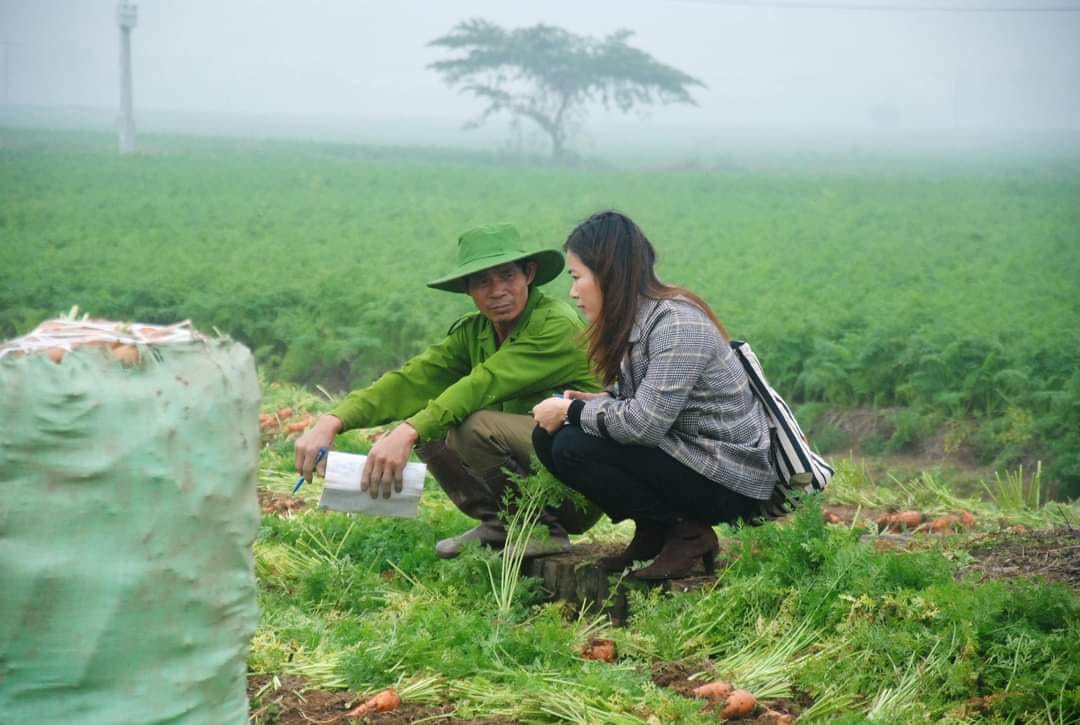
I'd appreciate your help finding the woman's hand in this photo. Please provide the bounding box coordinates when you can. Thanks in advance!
[532,397,573,434]
[564,390,610,401]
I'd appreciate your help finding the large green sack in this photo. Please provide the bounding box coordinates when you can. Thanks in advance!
[0,325,260,724]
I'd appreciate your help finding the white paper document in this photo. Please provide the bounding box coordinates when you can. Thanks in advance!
[318,451,426,518]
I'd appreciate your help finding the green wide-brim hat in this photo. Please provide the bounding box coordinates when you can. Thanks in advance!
[427,223,564,293]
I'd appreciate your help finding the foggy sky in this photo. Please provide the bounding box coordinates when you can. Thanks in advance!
[2,0,1079,137]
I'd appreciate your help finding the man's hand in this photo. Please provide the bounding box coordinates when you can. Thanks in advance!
[532,397,572,434]
[295,414,343,483]
[362,422,419,499]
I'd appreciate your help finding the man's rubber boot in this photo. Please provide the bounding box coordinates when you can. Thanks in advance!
[417,442,507,559]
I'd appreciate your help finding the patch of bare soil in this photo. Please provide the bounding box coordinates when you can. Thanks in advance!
[249,675,355,724]
[258,487,307,516]
[248,675,519,724]
[650,659,712,696]
[961,526,1080,589]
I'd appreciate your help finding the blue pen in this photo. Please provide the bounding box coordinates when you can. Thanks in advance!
[293,447,328,493]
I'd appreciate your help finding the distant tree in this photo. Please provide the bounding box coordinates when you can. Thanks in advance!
[428,19,705,161]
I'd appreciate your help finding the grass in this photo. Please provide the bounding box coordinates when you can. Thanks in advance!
[488,471,551,618]
[983,462,1044,513]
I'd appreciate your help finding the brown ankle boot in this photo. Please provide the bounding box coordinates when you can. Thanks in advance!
[629,519,719,581]
[596,521,668,572]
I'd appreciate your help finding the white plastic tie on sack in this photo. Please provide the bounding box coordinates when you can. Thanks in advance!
[0,319,206,359]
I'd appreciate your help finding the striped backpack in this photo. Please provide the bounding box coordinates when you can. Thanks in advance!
[731,340,834,520]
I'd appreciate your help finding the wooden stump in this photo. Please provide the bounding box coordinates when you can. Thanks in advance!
[522,543,721,624]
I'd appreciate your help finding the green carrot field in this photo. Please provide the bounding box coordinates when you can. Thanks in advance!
[3,128,1078,494]
[4,127,1080,722]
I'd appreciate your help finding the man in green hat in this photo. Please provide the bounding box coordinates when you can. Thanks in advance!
[295,223,602,558]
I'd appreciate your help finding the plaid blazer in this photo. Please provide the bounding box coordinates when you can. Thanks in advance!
[579,297,778,500]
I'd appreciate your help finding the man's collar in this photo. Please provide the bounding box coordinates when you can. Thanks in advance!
[480,287,545,345]
[507,287,543,341]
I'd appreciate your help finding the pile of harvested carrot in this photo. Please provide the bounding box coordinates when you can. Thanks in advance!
[258,407,314,437]
[691,680,761,720]
[258,490,306,516]
[0,318,202,366]
[876,510,977,534]
[37,341,142,366]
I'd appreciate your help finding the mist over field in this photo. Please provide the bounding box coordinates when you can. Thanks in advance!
[3,0,1080,161]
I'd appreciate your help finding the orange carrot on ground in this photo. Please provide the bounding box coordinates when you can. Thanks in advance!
[346,688,401,719]
[959,511,977,528]
[926,515,961,533]
[691,680,733,701]
[893,510,924,529]
[276,407,294,420]
[581,638,616,661]
[763,708,795,724]
[719,689,757,720]
[285,417,313,434]
[876,510,923,531]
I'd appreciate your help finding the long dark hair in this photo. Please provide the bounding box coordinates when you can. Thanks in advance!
[564,210,729,386]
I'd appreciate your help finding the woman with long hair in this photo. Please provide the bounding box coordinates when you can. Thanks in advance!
[531,211,778,580]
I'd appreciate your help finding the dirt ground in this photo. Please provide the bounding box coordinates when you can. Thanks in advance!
[961,526,1080,589]
[248,675,518,725]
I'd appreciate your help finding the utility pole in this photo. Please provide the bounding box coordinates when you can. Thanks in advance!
[117,1,138,154]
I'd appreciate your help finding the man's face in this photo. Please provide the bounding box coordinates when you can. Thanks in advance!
[465,261,536,328]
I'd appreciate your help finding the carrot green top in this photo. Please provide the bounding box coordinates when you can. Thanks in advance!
[331,288,600,442]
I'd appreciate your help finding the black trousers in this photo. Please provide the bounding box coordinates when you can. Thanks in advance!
[532,425,760,527]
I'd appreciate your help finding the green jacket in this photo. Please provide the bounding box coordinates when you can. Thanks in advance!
[331,289,600,442]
